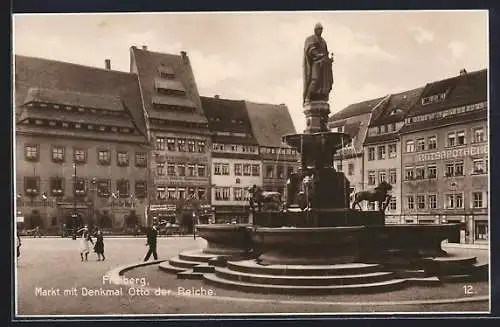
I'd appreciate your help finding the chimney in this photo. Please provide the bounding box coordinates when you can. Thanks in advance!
[105,59,111,70]
[180,51,189,64]
[142,45,148,51]
[214,95,220,99]
[460,68,467,76]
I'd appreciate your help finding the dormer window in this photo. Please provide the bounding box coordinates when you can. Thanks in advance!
[40,103,47,108]
[35,120,43,125]
[90,109,96,113]
[88,125,93,130]
[111,127,118,132]
[158,65,175,79]
[337,126,343,133]
[75,123,81,128]
[49,121,56,126]
[421,92,447,105]
[53,105,60,109]
[99,126,106,131]
[66,106,72,111]
[78,107,84,112]
[62,122,69,128]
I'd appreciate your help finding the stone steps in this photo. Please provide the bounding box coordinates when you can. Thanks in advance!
[203,273,408,295]
[422,256,480,277]
[226,260,383,276]
[158,261,187,274]
[178,250,216,263]
[393,269,428,279]
[424,256,477,265]
[192,264,216,273]
[169,257,204,269]
[214,267,395,286]
[406,277,442,286]
[177,270,205,280]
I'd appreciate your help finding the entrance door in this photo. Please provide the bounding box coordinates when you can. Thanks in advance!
[475,221,488,241]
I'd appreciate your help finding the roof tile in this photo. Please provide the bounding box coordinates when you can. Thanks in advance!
[244,101,297,148]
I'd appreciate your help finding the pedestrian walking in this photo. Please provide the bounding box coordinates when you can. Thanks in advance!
[77,226,93,262]
[144,222,158,261]
[93,228,105,261]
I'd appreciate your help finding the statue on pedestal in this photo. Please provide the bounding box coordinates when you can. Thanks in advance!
[303,22,334,105]
[351,181,393,212]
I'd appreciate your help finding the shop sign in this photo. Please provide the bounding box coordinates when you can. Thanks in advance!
[414,144,488,162]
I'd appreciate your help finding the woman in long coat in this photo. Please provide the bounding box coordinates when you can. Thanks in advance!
[94,229,105,261]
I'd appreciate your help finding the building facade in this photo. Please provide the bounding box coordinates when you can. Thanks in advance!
[130,46,212,229]
[245,101,300,199]
[201,96,261,223]
[362,88,423,221]
[329,97,386,206]
[399,69,488,243]
[15,55,149,231]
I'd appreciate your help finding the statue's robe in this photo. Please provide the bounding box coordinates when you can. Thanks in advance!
[303,34,333,104]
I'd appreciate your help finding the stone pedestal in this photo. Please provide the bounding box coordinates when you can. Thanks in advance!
[303,100,330,133]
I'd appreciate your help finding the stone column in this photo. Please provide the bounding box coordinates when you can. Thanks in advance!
[303,100,330,133]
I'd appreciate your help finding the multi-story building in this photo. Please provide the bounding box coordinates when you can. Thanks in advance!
[362,88,423,222]
[399,69,488,243]
[15,55,149,230]
[130,46,212,229]
[201,96,261,223]
[245,101,299,198]
[329,97,387,204]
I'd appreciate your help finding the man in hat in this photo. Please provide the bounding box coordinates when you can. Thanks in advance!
[303,22,334,105]
[144,220,159,261]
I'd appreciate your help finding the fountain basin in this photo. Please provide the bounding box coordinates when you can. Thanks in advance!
[251,226,365,265]
[196,224,252,256]
[253,209,384,227]
[363,223,461,263]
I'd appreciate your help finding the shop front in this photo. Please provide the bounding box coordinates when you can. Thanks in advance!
[213,205,251,224]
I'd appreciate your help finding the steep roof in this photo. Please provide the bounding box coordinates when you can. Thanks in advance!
[329,96,386,121]
[332,113,372,158]
[130,47,209,127]
[14,55,147,137]
[399,107,486,134]
[17,109,135,128]
[23,87,123,111]
[368,87,424,126]
[244,101,296,148]
[200,96,258,145]
[407,69,487,117]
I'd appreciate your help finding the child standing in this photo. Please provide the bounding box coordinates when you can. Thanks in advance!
[78,226,93,262]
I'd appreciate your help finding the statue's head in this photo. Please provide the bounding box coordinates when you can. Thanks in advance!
[314,22,323,36]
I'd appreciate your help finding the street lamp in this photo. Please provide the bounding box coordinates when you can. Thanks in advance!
[72,163,78,240]
[110,190,120,229]
[192,211,197,240]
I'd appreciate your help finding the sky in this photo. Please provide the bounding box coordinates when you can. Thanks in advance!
[13,11,488,132]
